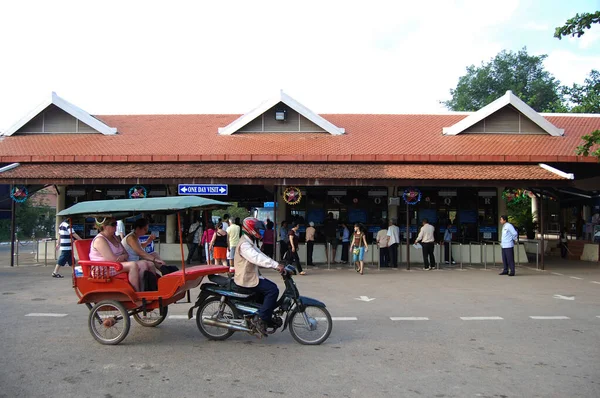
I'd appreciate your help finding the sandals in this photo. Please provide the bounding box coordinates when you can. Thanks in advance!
[51,273,63,278]
[299,271,306,275]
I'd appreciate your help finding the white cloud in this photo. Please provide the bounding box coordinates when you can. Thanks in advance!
[545,50,600,86]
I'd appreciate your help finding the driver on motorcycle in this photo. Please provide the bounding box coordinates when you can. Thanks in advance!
[234,217,285,336]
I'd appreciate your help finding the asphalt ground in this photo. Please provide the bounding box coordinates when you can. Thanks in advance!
[1,258,599,398]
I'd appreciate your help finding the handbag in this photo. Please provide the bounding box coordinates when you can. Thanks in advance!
[352,247,360,256]
[186,224,201,244]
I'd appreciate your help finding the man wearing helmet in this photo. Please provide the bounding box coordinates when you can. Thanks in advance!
[235,217,285,336]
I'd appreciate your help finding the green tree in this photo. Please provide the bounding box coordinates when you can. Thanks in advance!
[213,204,250,224]
[554,11,600,39]
[442,48,566,112]
[563,70,600,114]
[0,198,55,241]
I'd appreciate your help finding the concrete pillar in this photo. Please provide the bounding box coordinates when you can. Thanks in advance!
[387,186,397,221]
[531,195,539,223]
[276,185,286,223]
[55,185,66,239]
[166,214,177,244]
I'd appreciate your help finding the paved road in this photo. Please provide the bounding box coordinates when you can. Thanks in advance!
[1,261,599,398]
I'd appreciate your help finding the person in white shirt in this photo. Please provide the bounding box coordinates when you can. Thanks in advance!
[415,219,436,270]
[376,222,390,267]
[386,219,400,268]
[499,215,518,276]
[116,220,126,240]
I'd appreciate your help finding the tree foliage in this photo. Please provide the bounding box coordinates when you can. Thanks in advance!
[563,70,600,114]
[0,198,55,241]
[443,48,565,112]
[554,11,600,39]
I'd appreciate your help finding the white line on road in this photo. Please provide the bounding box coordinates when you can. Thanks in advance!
[569,276,583,280]
[323,317,358,321]
[591,281,600,285]
[460,316,503,320]
[551,272,564,276]
[168,315,191,320]
[529,316,570,320]
[25,313,68,317]
[390,317,429,321]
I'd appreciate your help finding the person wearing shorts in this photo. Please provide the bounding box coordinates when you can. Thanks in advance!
[52,219,82,278]
[350,223,368,275]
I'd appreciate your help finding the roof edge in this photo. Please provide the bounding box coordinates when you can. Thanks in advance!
[539,163,574,180]
[442,91,564,136]
[218,90,345,136]
[2,92,117,136]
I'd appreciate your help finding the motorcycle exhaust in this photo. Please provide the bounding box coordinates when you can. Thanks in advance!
[203,318,252,333]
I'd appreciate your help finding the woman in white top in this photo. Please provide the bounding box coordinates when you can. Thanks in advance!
[121,218,165,273]
[376,222,390,267]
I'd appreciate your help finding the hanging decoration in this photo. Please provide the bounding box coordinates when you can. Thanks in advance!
[10,186,28,203]
[501,189,528,204]
[402,187,421,205]
[283,186,302,205]
[128,185,147,199]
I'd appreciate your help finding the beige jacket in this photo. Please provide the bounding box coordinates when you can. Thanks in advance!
[234,234,280,288]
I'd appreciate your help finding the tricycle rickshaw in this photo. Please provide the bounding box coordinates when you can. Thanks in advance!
[58,196,230,345]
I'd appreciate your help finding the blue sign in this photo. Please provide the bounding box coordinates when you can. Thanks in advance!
[178,184,228,196]
[139,235,155,254]
[479,226,497,233]
[263,202,275,208]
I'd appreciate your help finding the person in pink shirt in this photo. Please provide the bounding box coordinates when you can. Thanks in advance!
[201,222,216,264]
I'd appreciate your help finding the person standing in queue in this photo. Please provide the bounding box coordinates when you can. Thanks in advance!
[340,222,350,264]
[261,220,275,259]
[387,218,400,268]
[442,222,456,265]
[201,222,216,265]
[499,215,518,276]
[287,222,304,275]
[305,221,316,266]
[376,222,390,267]
[209,222,228,266]
[234,217,285,336]
[323,212,339,264]
[415,219,436,270]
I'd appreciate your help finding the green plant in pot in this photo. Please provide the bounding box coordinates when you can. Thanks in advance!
[504,189,536,239]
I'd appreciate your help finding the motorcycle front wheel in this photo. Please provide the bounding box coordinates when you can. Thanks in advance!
[288,305,333,345]
[196,297,237,341]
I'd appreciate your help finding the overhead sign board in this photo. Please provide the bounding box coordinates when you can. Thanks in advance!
[178,184,228,196]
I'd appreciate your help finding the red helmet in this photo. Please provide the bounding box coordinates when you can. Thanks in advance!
[242,217,265,240]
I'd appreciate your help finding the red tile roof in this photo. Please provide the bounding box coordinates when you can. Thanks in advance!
[0,163,566,184]
[0,114,598,163]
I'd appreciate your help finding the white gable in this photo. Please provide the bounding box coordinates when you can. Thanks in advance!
[218,90,345,135]
[442,91,564,136]
[2,92,117,136]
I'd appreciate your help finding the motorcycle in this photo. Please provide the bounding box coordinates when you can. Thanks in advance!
[188,265,333,345]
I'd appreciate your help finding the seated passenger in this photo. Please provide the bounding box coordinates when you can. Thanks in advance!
[89,217,151,291]
[121,218,166,273]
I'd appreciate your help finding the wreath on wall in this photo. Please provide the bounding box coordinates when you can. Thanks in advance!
[10,186,28,203]
[129,185,147,199]
[283,186,302,205]
[501,189,527,204]
[402,187,421,205]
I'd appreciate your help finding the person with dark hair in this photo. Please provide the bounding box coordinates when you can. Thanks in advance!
[376,222,390,267]
[186,216,202,265]
[288,222,304,275]
[227,218,241,268]
[350,223,368,275]
[387,218,400,268]
[305,221,316,266]
[499,215,518,276]
[52,217,82,278]
[340,222,350,264]
[324,212,339,263]
[262,220,275,258]
[210,222,228,266]
[201,222,216,264]
[560,227,569,258]
[415,218,436,270]
[442,222,456,265]
[279,220,289,261]
[122,218,166,275]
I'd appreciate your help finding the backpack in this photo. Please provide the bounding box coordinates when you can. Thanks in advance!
[142,271,158,291]
[186,224,201,244]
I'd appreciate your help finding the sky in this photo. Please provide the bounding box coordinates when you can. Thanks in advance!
[0,0,599,133]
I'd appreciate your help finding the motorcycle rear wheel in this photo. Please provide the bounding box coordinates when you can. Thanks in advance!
[196,297,237,341]
[289,305,332,345]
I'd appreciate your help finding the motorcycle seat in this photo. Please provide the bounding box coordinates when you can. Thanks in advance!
[208,274,231,286]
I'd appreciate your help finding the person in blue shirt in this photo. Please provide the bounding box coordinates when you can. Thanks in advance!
[442,222,456,265]
[499,215,519,276]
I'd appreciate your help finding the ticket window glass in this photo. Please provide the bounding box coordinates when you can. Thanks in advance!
[438,191,458,233]
[457,189,478,243]
[478,191,498,241]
